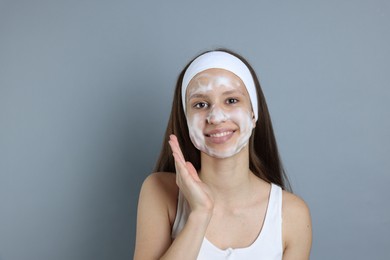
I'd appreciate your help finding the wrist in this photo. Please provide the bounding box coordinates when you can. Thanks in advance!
[188,209,213,227]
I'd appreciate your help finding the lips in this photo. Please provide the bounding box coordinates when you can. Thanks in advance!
[205,129,236,144]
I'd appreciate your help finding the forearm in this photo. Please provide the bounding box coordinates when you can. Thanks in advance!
[160,211,211,260]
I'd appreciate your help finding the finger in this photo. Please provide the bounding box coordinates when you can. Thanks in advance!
[169,135,186,163]
[173,152,186,182]
[186,161,201,182]
[169,140,185,165]
[172,153,182,185]
[172,152,185,169]
[169,135,183,158]
[173,153,192,183]
[173,154,198,191]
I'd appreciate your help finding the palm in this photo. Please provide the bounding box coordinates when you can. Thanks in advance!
[168,135,214,212]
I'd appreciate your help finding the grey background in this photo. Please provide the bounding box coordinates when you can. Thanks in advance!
[1,0,389,259]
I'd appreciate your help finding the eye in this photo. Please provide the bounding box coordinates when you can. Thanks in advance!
[193,102,209,109]
[226,98,239,104]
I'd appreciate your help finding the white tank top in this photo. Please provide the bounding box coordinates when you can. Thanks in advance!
[171,183,283,260]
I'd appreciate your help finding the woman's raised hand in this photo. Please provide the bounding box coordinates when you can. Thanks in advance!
[168,135,214,215]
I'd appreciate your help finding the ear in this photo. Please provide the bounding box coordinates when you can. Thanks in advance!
[251,112,256,129]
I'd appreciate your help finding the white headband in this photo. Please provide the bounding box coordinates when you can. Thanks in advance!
[181,51,258,120]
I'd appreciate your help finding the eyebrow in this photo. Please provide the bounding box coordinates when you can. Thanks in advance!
[188,93,207,100]
[188,90,245,101]
[221,90,246,96]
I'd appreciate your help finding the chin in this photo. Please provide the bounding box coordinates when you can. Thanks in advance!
[202,146,244,159]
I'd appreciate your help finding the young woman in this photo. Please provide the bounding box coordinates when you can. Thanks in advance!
[134,49,312,260]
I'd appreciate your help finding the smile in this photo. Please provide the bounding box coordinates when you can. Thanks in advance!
[207,131,234,138]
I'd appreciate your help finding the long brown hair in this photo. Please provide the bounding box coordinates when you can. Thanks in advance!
[153,48,291,191]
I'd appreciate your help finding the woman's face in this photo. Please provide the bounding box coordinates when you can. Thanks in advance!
[185,68,256,159]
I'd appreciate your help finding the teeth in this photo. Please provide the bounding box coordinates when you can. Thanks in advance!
[209,131,232,138]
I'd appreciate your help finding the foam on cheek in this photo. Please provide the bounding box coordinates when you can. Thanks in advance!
[231,108,254,151]
[187,113,206,152]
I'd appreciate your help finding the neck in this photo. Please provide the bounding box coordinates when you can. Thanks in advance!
[198,145,257,206]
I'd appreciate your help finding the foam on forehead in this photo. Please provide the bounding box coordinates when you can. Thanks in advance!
[181,51,258,120]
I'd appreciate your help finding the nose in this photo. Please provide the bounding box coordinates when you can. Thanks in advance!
[206,105,228,124]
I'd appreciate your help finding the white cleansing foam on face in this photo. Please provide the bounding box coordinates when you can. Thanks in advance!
[186,71,255,159]
[187,108,254,158]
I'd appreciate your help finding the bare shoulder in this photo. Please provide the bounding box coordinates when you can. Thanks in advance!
[282,190,311,219]
[134,172,178,260]
[141,172,177,195]
[282,190,312,259]
[140,172,178,218]
[141,172,178,216]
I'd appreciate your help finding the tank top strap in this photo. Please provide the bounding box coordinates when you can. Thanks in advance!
[248,183,283,256]
[265,183,282,230]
